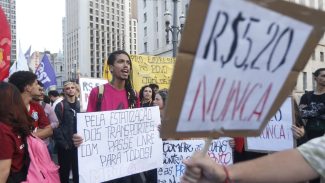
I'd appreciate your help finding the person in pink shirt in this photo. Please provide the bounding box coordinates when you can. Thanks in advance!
[86,50,139,112]
[73,50,143,183]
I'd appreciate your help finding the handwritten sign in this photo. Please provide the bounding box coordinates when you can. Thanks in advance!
[131,55,175,91]
[158,138,233,183]
[103,55,175,91]
[79,77,108,112]
[246,98,294,152]
[77,107,163,183]
[162,0,325,138]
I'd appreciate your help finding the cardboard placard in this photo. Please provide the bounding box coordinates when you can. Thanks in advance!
[77,107,163,183]
[158,138,233,183]
[246,97,295,153]
[79,77,108,112]
[161,0,325,138]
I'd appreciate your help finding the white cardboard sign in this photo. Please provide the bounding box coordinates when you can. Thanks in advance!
[79,77,108,112]
[177,0,312,132]
[77,107,163,183]
[246,98,294,152]
[158,139,233,183]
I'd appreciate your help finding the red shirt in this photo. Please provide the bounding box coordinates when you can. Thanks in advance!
[0,123,25,172]
[28,101,50,128]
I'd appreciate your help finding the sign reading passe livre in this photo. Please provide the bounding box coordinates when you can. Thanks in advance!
[162,0,325,138]
[77,107,163,183]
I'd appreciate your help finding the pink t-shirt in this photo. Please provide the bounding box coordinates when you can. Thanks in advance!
[86,83,140,112]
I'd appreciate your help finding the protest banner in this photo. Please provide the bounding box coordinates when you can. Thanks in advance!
[0,5,11,81]
[130,55,175,91]
[79,77,108,111]
[77,106,163,183]
[103,54,175,91]
[246,97,295,152]
[161,0,325,139]
[158,138,233,183]
[35,54,57,91]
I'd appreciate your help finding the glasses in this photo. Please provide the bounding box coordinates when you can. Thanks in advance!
[65,86,75,90]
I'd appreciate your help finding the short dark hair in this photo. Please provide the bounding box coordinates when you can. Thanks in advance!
[37,80,44,87]
[313,68,325,77]
[48,90,59,97]
[157,90,168,106]
[8,71,37,93]
[149,83,159,90]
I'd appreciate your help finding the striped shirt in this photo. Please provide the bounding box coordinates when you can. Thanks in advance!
[298,134,325,182]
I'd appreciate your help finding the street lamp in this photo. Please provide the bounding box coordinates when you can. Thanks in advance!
[164,0,186,57]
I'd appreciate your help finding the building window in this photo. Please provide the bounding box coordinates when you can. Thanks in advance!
[144,0,146,8]
[321,51,324,61]
[319,0,324,10]
[156,22,158,32]
[303,72,307,91]
[144,42,148,53]
[144,13,147,22]
[144,27,147,36]
[156,39,159,49]
[299,0,305,5]
[185,4,189,15]
[311,51,315,60]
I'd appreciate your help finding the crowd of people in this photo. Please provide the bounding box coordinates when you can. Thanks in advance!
[0,50,324,183]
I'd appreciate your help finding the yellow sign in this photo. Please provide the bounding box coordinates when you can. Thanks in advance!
[103,54,176,91]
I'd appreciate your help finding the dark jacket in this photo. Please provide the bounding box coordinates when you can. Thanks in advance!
[53,98,80,149]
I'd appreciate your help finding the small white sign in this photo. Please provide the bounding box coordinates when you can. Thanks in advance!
[246,98,294,152]
[158,139,233,183]
[78,77,108,112]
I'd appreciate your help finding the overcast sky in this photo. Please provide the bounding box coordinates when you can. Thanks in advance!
[16,0,65,54]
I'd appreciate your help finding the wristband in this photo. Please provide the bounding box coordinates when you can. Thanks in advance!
[222,166,232,183]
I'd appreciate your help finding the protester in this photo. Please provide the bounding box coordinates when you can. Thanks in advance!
[149,83,159,94]
[153,90,168,120]
[32,81,59,158]
[140,85,158,183]
[0,82,33,182]
[299,68,325,141]
[33,81,59,129]
[140,84,155,107]
[181,135,324,183]
[73,50,143,183]
[54,81,80,183]
[8,71,52,139]
[297,68,325,183]
[48,90,64,109]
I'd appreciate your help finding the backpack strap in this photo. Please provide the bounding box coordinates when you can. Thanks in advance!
[96,85,104,111]
[59,102,64,121]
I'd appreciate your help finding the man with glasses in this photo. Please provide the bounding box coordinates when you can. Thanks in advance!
[54,81,80,183]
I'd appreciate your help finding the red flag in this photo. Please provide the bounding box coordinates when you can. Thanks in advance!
[0,5,11,81]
